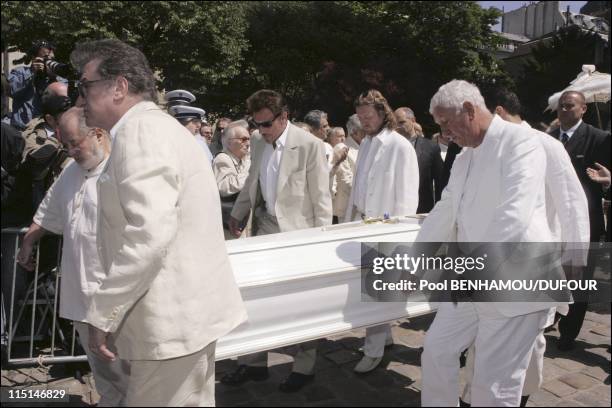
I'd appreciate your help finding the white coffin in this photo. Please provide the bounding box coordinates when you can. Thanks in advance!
[216,217,435,360]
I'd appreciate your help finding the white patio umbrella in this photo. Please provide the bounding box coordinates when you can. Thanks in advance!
[547,65,611,127]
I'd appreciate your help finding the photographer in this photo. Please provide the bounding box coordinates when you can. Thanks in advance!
[7,40,67,130]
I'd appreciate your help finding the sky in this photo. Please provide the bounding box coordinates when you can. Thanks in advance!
[478,1,589,31]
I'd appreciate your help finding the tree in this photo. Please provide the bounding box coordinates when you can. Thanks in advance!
[1,1,249,111]
[3,1,509,129]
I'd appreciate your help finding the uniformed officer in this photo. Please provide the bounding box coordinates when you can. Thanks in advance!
[169,105,213,164]
[165,89,196,108]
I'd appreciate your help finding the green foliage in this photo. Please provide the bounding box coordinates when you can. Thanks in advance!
[2,1,508,129]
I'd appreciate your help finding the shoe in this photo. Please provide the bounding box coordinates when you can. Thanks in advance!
[557,337,576,351]
[520,395,529,407]
[354,355,383,373]
[220,365,269,386]
[358,339,394,353]
[278,372,314,393]
[459,399,471,407]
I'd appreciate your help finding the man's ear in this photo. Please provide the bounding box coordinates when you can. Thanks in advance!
[463,101,475,119]
[114,76,129,99]
[92,128,105,143]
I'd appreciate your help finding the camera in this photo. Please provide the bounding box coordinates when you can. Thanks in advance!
[43,57,77,79]
[41,57,80,106]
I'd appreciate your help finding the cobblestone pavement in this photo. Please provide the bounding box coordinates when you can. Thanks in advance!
[2,303,610,407]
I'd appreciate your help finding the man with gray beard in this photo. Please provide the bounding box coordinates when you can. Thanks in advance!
[18,107,130,406]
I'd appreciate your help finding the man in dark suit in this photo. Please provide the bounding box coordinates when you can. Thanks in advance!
[395,107,444,213]
[550,90,611,351]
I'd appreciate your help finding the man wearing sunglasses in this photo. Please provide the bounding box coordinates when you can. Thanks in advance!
[69,39,246,406]
[223,89,332,392]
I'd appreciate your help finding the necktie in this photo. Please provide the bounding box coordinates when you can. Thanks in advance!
[272,141,277,150]
[560,133,569,145]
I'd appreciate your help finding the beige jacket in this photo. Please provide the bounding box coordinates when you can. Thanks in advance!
[231,123,332,233]
[212,150,251,197]
[88,101,247,360]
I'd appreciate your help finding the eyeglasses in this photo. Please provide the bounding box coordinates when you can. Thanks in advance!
[250,112,282,129]
[77,78,111,98]
[230,136,250,143]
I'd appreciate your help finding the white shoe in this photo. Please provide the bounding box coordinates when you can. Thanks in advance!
[358,338,394,353]
[354,355,383,373]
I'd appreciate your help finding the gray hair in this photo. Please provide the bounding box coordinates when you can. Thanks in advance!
[303,110,327,130]
[346,114,362,136]
[429,79,487,115]
[396,107,415,120]
[328,127,345,138]
[222,120,249,148]
[70,39,158,103]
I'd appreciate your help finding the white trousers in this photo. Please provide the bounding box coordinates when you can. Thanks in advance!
[421,302,548,407]
[74,322,130,407]
[461,331,546,403]
[363,323,393,358]
[126,341,216,407]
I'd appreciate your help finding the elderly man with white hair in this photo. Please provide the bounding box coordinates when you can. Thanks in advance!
[213,120,252,238]
[416,80,561,407]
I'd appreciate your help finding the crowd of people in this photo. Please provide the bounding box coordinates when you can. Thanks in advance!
[1,38,611,407]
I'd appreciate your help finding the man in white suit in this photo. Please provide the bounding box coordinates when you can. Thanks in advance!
[458,88,589,407]
[345,90,419,373]
[223,89,332,392]
[70,39,247,406]
[417,80,561,407]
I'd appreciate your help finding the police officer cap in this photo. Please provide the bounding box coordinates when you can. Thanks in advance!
[169,105,206,120]
[166,89,196,107]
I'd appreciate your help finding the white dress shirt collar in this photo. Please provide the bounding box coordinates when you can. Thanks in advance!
[259,122,290,216]
[275,122,290,149]
[86,157,109,178]
[559,119,583,140]
[109,101,153,140]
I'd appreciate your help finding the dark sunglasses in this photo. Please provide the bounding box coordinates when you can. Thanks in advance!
[249,112,282,128]
[77,78,111,98]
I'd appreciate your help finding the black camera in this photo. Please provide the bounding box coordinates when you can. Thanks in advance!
[41,57,80,106]
[43,57,77,79]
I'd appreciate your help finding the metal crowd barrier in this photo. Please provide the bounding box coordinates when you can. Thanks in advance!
[1,228,87,366]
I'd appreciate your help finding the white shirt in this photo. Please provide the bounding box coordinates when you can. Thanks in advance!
[33,158,108,322]
[259,124,289,216]
[352,132,377,214]
[456,141,483,242]
[109,103,143,140]
[324,142,334,171]
[559,119,583,141]
[439,142,448,161]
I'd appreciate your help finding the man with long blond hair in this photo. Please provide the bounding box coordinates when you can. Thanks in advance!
[346,89,419,373]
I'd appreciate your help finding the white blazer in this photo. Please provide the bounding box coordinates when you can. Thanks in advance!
[89,101,247,360]
[417,115,563,317]
[344,128,419,221]
[522,122,590,266]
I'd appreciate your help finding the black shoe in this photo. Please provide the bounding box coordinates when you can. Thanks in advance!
[278,372,314,393]
[220,365,269,386]
[459,399,471,407]
[520,395,529,407]
[557,337,576,351]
